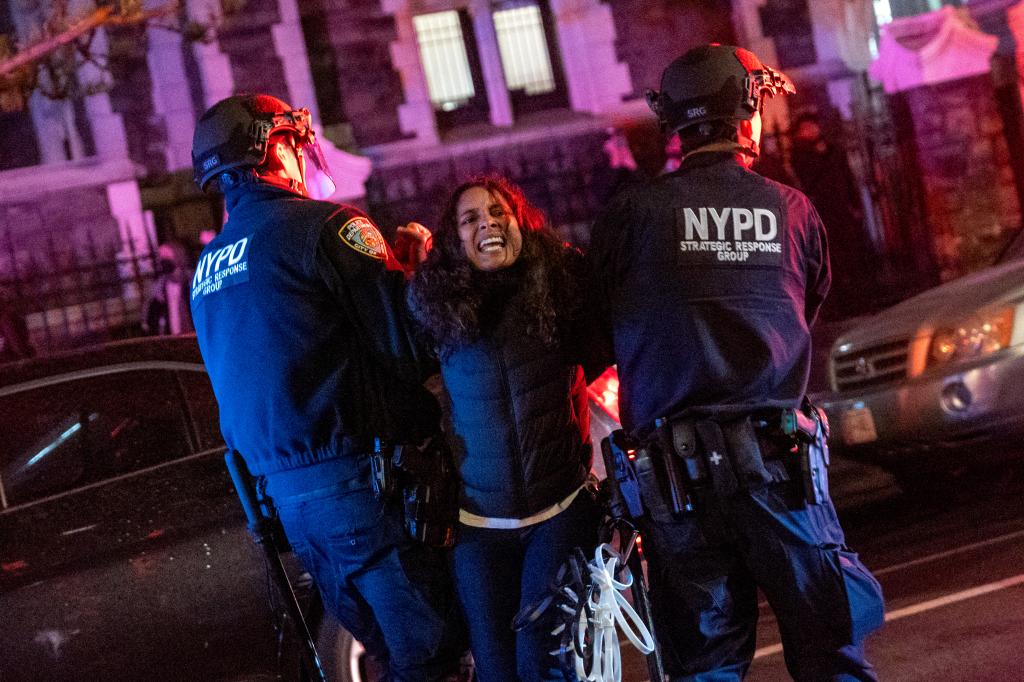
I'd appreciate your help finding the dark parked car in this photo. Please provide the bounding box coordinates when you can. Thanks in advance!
[0,336,366,681]
[0,336,622,681]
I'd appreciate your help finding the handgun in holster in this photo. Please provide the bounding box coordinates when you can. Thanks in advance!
[768,401,831,504]
[600,430,645,521]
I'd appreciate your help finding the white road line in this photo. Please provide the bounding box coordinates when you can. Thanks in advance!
[758,526,1024,611]
[60,524,98,536]
[625,529,1024,655]
[754,572,1024,660]
[871,527,1024,578]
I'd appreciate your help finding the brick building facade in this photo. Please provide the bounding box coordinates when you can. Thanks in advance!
[3,0,1024,351]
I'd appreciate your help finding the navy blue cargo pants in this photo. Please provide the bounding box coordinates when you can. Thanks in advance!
[636,463,884,682]
[276,480,464,682]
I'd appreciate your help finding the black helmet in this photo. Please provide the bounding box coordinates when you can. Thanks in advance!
[646,44,795,137]
[191,94,336,197]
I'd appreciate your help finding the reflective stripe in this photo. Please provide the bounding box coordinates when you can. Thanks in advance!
[459,486,583,530]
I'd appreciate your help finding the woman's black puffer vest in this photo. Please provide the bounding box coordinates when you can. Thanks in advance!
[440,276,592,519]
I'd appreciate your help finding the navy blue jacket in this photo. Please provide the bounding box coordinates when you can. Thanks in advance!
[190,182,438,478]
[438,269,592,519]
[588,152,831,436]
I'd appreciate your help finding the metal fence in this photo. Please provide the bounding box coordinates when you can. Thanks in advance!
[755,79,937,316]
[0,227,159,356]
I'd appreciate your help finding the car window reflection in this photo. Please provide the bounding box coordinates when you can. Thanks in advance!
[0,371,192,508]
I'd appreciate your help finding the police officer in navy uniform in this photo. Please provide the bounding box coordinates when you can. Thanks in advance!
[588,46,885,681]
[189,94,461,680]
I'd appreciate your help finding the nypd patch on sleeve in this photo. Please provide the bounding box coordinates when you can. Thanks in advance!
[338,216,386,261]
[191,235,251,305]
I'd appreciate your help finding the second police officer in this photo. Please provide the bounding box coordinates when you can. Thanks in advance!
[588,45,886,681]
[189,94,462,680]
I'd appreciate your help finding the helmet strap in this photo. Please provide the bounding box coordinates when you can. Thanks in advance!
[735,125,760,160]
[256,136,309,197]
[682,124,758,168]
[258,172,309,197]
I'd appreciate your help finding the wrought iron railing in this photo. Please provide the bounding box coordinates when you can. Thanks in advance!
[0,226,160,356]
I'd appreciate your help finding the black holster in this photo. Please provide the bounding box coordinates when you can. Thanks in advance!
[599,430,646,521]
[374,437,458,548]
[756,400,831,504]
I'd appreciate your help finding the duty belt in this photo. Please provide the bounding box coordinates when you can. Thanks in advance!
[603,405,830,522]
[263,455,374,506]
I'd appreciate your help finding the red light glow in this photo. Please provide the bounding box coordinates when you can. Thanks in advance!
[587,366,621,423]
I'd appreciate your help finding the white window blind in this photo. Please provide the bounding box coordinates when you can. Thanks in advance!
[493,4,556,95]
[413,11,476,111]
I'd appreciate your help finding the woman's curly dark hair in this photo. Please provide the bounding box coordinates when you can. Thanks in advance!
[408,175,583,355]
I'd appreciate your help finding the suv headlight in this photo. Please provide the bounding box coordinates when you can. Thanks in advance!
[928,306,1015,368]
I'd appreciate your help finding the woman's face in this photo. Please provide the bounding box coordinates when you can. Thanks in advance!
[455,186,523,271]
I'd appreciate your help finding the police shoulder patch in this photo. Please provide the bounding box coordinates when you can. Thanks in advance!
[338,216,386,261]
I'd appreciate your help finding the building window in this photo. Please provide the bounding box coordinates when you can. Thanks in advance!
[413,10,477,112]
[885,0,958,20]
[493,3,556,95]
[873,0,893,25]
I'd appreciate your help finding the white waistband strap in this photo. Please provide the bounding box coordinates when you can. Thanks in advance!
[459,486,584,530]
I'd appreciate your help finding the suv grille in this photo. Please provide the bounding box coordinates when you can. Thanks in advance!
[832,338,910,393]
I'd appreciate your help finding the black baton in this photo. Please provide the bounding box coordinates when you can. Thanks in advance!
[622,529,666,682]
[224,451,329,682]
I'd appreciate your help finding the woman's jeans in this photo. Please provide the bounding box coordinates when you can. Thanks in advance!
[450,492,599,682]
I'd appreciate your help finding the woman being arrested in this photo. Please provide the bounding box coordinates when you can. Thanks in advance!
[408,176,604,682]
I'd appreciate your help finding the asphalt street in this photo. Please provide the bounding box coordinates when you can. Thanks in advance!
[616,458,1024,681]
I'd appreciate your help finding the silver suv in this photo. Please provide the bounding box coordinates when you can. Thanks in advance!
[822,231,1024,493]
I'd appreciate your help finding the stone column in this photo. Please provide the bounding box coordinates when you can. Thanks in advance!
[107,180,154,257]
[79,27,131,160]
[107,179,155,318]
[187,0,236,108]
[547,0,631,114]
[730,0,791,131]
[266,0,371,199]
[807,0,875,118]
[468,0,513,126]
[146,18,196,171]
[383,0,440,144]
[8,0,86,163]
[270,0,320,118]
[1005,1,1024,105]
[26,93,80,163]
[870,6,1018,279]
